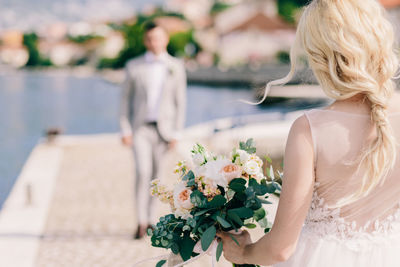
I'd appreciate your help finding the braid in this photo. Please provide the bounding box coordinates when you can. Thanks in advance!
[355,91,397,197]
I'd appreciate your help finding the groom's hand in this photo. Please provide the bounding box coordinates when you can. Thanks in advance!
[216,230,251,265]
[121,135,133,146]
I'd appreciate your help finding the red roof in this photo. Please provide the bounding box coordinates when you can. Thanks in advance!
[229,12,294,33]
[380,0,400,8]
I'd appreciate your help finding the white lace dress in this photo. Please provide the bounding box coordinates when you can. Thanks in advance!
[275,109,400,267]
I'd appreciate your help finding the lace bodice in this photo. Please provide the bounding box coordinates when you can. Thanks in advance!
[304,184,400,242]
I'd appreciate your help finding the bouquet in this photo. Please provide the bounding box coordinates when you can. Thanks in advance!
[147,139,281,267]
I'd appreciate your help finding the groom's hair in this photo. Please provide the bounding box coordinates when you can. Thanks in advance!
[143,20,167,34]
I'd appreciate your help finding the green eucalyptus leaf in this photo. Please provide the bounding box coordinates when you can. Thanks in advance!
[249,178,267,196]
[265,183,278,194]
[239,138,256,154]
[228,233,240,246]
[201,225,216,251]
[216,215,231,228]
[259,197,273,204]
[194,209,210,216]
[171,243,179,254]
[190,190,207,208]
[156,259,166,267]
[264,155,272,164]
[244,223,257,229]
[216,241,223,262]
[257,217,269,228]
[227,211,243,226]
[229,178,247,192]
[183,170,195,181]
[161,238,169,247]
[187,217,196,227]
[187,179,196,187]
[207,195,227,209]
[228,207,254,219]
[179,234,196,261]
[147,228,153,236]
[226,189,236,199]
[254,208,266,221]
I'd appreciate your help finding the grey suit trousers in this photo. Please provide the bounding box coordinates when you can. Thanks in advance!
[133,123,168,225]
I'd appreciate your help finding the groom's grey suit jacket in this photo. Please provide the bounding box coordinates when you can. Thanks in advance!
[120,53,187,141]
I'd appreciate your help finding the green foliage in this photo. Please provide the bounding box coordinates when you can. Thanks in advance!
[239,139,256,154]
[210,1,232,15]
[98,21,146,69]
[277,0,308,23]
[276,50,290,64]
[167,30,200,58]
[23,33,52,67]
[68,34,103,44]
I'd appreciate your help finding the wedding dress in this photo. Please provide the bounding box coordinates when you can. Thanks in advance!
[276,109,400,267]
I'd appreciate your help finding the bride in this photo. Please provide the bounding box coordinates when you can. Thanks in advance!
[217,0,400,266]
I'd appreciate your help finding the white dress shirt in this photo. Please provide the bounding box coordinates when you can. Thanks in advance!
[144,51,168,122]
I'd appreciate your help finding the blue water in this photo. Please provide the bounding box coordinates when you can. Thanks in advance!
[0,0,163,30]
[0,71,326,208]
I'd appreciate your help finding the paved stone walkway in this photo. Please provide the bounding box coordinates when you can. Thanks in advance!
[34,137,235,267]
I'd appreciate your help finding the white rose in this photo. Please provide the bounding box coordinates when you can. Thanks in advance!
[203,158,231,188]
[173,182,194,211]
[243,160,261,176]
[192,153,205,166]
[235,149,250,165]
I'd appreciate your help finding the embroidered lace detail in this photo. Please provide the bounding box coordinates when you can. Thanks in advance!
[303,184,400,249]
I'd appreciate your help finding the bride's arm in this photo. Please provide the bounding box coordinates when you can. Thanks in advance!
[246,115,315,265]
[219,115,315,266]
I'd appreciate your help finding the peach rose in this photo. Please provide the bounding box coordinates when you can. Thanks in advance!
[173,182,194,211]
[221,163,242,184]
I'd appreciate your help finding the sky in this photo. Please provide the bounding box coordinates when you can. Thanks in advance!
[0,0,164,30]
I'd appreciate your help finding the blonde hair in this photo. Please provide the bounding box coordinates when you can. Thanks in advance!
[256,0,399,204]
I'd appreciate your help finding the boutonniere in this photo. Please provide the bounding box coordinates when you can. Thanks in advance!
[167,66,175,76]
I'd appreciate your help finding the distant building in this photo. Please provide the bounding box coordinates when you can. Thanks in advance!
[0,30,29,67]
[154,16,192,35]
[165,0,213,28]
[212,0,295,66]
[381,0,400,45]
[381,0,400,8]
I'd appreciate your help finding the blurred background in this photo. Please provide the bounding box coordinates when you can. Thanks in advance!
[0,0,399,266]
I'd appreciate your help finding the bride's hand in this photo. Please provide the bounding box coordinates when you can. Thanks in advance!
[216,230,252,264]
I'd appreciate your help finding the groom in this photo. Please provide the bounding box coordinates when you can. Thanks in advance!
[120,21,187,239]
